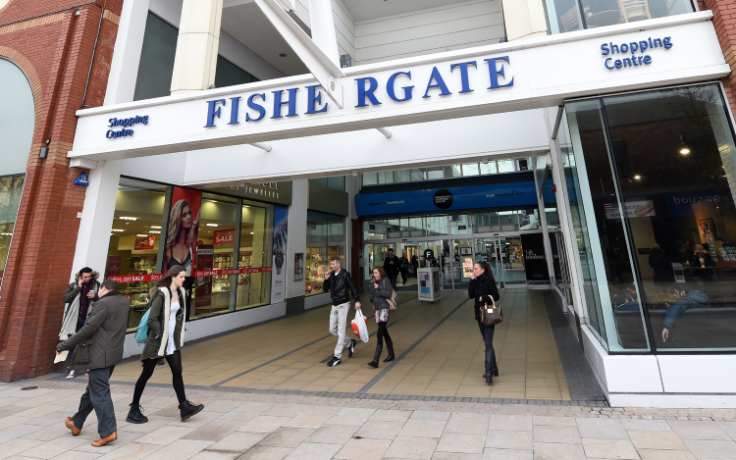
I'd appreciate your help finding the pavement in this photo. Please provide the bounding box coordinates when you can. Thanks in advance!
[0,377,734,459]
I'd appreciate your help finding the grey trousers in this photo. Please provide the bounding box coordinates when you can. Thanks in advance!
[72,366,116,438]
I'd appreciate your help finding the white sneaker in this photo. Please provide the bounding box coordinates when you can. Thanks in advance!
[66,370,76,380]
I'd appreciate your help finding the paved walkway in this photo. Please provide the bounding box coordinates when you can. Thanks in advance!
[0,379,736,459]
[77,289,603,404]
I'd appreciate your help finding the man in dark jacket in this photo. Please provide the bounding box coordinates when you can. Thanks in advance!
[323,257,361,367]
[57,278,130,448]
[383,248,401,288]
[60,267,100,379]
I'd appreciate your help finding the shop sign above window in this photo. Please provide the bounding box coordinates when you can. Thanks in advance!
[106,115,149,139]
[601,36,673,71]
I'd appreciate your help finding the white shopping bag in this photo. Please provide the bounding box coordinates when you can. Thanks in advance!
[351,309,370,343]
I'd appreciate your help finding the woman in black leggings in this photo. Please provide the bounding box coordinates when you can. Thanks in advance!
[127,265,204,423]
[367,267,395,368]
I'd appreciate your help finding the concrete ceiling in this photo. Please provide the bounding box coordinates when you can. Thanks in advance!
[221,2,309,76]
[342,0,474,22]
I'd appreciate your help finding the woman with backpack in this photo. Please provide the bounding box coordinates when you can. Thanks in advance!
[367,267,395,368]
[126,265,204,424]
[468,261,500,384]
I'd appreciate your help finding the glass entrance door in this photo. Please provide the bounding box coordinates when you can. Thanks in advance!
[501,236,527,287]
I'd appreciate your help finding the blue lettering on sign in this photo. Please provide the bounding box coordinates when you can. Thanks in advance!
[601,36,672,71]
[202,56,515,128]
[106,115,148,139]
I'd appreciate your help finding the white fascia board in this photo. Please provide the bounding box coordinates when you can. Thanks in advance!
[179,109,549,185]
[68,12,726,162]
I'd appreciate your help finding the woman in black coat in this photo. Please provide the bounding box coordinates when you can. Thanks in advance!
[468,261,501,384]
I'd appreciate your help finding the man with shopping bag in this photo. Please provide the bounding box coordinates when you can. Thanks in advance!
[323,257,362,367]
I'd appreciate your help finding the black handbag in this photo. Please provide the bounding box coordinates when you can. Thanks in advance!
[480,297,503,326]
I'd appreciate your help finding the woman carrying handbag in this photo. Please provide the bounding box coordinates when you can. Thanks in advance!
[126,265,204,424]
[367,267,396,368]
[468,261,501,384]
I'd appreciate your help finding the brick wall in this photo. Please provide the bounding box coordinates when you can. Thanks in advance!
[702,0,736,115]
[0,0,122,381]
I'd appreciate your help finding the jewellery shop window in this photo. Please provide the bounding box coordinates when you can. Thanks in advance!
[0,174,25,287]
[564,83,736,352]
[104,177,168,331]
[305,211,345,296]
[236,200,273,311]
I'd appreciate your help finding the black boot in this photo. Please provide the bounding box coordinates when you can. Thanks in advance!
[367,345,382,368]
[179,400,204,421]
[491,349,499,377]
[126,403,148,424]
[383,337,395,363]
[485,350,493,384]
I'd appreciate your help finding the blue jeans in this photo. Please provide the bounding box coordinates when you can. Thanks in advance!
[67,317,86,368]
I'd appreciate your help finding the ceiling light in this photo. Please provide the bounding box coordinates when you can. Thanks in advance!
[250,232,254,235]
[151,225,161,229]
[120,216,137,221]
[279,53,287,57]
[136,234,148,237]
[206,223,218,227]
[149,230,159,234]
[111,229,124,232]
[634,175,641,180]
[210,200,218,203]
[680,147,690,155]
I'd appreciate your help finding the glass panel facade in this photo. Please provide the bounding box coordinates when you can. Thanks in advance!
[105,178,167,330]
[564,83,736,352]
[237,201,272,310]
[105,178,275,329]
[309,177,346,191]
[305,211,346,296]
[0,175,24,286]
[361,160,537,187]
[135,12,259,101]
[544,0,695,34]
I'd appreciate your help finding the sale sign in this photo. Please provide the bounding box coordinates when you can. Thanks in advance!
[109,273,163,284]
[134,235,156,250]
[195,245,214,309]
[214,228,235,245]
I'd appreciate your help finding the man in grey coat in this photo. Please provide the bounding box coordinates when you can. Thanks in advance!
[57,278,130,447]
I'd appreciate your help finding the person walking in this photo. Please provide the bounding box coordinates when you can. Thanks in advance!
[323,257,362,367]
[126,265,204,424]
[383,248,401,288]
[367,267,395,368]
[57,278,129,447]
[59,267,100,379]
[399,253,409,285]
[468,261,500,384]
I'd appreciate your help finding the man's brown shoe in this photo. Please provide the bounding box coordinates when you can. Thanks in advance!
[91,431,117,447]
[65,417,81,436]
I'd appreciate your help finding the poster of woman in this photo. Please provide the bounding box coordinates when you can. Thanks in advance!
[165,187,202,276]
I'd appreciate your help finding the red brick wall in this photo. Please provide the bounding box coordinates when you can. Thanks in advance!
[702,0,736,115]
[0,0,122,381]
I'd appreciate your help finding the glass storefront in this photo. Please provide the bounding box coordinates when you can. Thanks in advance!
[105,178,275,330]
[362,158,531,186]
[305,211,346,296]
[562,83,736,352]
[0,175,24,286]
[543,0,695,34]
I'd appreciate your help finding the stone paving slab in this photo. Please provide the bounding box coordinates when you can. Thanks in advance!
[0,380,734,459]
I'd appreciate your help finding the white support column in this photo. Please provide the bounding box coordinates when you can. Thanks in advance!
[286,180,308,301]
[170,0,224,95]
[501,0,548,42]
[307,0,340,67]
[70,160,122,279]
[104,0,150,105]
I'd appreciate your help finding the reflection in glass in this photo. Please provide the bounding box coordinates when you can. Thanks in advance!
[305,211,346,296]
[0,175,24,287]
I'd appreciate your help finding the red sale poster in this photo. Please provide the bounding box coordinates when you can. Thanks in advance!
[195,244,214,309]
[134,235,156,250]
[214,228,235,245]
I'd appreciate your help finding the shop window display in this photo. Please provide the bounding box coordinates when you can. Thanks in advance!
[565,83,736,351]
[0,175,24,286]
[237,201,273,310]
[104,178,167,330]
[305,211,346,296]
